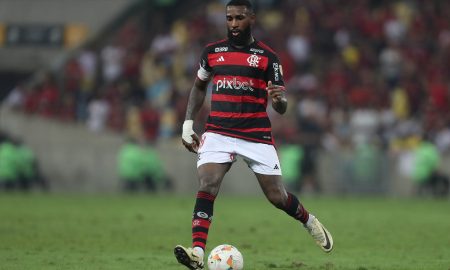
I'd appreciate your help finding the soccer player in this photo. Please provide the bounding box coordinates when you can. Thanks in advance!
[174,1,333,269]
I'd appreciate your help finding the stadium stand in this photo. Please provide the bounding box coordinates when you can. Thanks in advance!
[1,0,449,195]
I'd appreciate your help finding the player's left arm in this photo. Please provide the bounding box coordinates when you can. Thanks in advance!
[267,81,287,114]
[266,57,287,114]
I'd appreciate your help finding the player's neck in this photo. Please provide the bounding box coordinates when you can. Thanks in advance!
[230,36,255,49]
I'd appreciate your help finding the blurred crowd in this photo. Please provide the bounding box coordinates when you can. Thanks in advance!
[3,0,450,194]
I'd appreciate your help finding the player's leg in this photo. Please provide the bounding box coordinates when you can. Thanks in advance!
[174,162,231,269]
[193,163,231,250]
[254,173,333,252]
[254,173,309,222]
[236,136,333,253]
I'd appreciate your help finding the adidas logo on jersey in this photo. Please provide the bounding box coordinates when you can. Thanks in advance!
[216,56,225,62]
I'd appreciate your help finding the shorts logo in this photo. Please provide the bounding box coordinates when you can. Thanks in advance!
[274,164,279,170]
[247,55,261,67]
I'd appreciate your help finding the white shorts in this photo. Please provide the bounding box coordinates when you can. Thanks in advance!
[197,132,282,175]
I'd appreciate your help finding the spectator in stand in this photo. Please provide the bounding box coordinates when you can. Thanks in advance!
[86,91,110,133]
[379,40,404,89]
[22,83,41,115]
[125,103,144,140]
[64,56,85,121]
[101,41,125,84]
[3,82,26,110]
[36,73,60,118]
[104,80,127,132]
[77,48,98,91]
[139,101,161,143]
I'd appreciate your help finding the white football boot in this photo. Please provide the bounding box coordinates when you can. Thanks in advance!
[174,245,205,270]
[304,216,334,252]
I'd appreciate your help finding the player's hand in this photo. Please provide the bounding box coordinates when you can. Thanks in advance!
[266,81,286,103]
[182,120,200,153]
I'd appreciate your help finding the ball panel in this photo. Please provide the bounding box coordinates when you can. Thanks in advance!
[207,244,244,270]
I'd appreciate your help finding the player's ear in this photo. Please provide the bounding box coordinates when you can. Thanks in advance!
[249,13,256,25]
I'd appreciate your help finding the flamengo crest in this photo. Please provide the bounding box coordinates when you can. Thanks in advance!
[247,55,261,67]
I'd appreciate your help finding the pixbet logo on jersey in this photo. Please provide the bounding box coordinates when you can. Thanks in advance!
[216,77,254,92]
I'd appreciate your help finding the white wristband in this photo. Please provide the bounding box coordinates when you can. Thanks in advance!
[182,120,195,143]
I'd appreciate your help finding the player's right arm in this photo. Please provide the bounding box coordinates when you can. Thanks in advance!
[185,78,209,122]
[182,49,212,153]
[182,78,209,153]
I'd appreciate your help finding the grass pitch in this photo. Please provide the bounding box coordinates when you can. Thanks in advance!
[0,193,449,270]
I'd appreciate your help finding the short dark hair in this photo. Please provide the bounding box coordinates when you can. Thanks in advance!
[226,0,254,13]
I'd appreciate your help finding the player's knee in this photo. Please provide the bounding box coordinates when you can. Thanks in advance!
[198,174,221,195]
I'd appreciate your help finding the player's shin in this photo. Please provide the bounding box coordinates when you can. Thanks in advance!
[281,192,310,224]
[192,191,216,255]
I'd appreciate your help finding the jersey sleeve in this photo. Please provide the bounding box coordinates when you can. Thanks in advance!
[266,54,285,87]
[197,47,213,82]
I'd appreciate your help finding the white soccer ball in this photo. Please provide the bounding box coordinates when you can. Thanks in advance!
[207,244,244,270]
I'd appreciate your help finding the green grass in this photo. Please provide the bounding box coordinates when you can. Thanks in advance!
[0,193,449,270]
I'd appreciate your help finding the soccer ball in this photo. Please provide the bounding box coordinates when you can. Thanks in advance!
[207,244,244,270]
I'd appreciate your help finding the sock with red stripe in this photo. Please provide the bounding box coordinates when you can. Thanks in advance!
[192,191,215,251]
[283,192,310,224]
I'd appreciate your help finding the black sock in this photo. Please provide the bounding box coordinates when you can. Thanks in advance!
[283,192,310,224]
[192,191,216,250]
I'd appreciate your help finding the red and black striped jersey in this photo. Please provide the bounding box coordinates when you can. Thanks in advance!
[196,39,284,145]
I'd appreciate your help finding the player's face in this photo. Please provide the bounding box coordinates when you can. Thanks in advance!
[226,5,255,46]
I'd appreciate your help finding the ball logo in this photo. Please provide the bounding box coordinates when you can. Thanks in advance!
[216,77,254,92]
[247,55,261,67]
